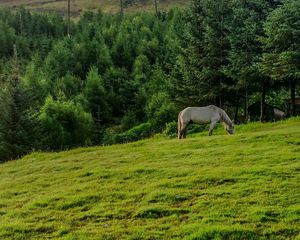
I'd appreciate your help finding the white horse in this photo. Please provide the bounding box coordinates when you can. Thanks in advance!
[178,105,234,139]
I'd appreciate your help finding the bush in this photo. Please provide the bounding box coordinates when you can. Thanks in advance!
[146,92,177,132]
[163,121,177,138]
[102,125,122,145]
[116,123,152,143]
[120,111,138,131]
[103,123,152,144]
[38,96,94,150]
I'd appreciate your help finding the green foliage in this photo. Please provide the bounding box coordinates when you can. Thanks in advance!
[44,39,76,79]
[163,121,177,138]
[22,57,50,105]
[103,122,152,145]
[120,111,139,131]
[262,0,300,80]
[0,20,15,57]
[225,0,267,89]
[84,66,110,121]
[115,122,152,143]
[38,96,93,150]
[146,92,177,132]
[177,0,234,106]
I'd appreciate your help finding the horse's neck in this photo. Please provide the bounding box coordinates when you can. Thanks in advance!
[220,110,232,125]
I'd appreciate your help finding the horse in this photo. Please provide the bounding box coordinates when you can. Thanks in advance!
[178,105,234,139]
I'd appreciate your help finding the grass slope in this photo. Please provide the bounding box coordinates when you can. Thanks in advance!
[0,118,299,239]
[0,0,190,14]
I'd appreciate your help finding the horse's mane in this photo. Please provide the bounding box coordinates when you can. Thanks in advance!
[220,109,232,126]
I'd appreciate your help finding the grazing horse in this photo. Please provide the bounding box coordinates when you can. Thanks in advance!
[178,105,234,139]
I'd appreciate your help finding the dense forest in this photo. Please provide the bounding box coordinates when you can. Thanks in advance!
[0,0,299,161]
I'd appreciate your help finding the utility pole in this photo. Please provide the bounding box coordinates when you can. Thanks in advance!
[154,0,158,17]
[67,0,71,36]
[120,0,124,16]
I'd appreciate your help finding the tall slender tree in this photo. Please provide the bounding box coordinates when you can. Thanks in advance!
[225,0,269,121]
[174,0,233,107]
[262,0,300,116]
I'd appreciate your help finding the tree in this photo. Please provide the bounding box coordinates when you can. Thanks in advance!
[0,46,29,161]
[84,66,110,143]
[174,0,233,107]
[225,0,269,121]
[38,96,93,150]
[262,0,300,116]
[0,20,16,57]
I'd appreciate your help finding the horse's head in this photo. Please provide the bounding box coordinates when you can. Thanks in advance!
[226,122,234,135]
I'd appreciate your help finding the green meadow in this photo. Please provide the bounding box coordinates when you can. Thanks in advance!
[0,118,299,239]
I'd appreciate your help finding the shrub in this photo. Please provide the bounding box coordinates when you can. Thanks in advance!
[116,123,152,143]
[146,92,177,132]
[103,123,152,144]
[38,96,94,150]
[102,125,122,145]
[163,121,177,138]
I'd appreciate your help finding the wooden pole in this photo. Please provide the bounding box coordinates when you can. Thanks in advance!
[154,0,158,17]
[120,0,124,16]
[67,0,70,36]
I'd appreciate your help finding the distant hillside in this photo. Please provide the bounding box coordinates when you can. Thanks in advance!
[0,0,190,14]
[0,118,299,239]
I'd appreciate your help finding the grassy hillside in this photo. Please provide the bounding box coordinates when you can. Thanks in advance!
[0,118,299,239]
[0,0,190,14]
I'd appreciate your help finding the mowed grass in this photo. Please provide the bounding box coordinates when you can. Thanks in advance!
[0,118,299,239]
[0,0,190,14]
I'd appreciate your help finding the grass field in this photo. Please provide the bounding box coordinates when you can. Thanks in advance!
[0,118,299,239]
[0,0,190,14]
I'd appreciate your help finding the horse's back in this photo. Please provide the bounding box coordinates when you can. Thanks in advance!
[182,105,220,123]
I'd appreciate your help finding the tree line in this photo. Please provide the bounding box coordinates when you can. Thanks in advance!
[0,0,299,162]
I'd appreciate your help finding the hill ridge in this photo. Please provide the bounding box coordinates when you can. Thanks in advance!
[0,0,190,14]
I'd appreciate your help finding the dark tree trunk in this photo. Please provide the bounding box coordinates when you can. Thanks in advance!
[234,96,239,123]
[19,11,22,34]
[244,84,248,122]
[216,95,222,108]
[219,78,222,108]
[154,0,158,17]
[291,78,296,116]
[260,81,267,122]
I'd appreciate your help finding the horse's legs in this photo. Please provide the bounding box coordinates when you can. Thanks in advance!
[178,124,184,139]
[209,121,217,136]
[183,127,187,139]
[178,128,182,139]
[179,129,184,139]
[181,121,189,139]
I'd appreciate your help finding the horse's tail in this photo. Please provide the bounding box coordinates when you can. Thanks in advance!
[178,111,182,139]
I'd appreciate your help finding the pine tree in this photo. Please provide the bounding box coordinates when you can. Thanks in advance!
[225,0,269,121]
[262,0,300,116]
[174,0,233,107]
